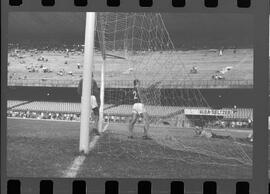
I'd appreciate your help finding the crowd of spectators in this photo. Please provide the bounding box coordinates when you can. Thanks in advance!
[7,109,148,124]
[8,43,84,81]
[8,42,84,53]
[7,109,253,130]
[204,119,253,129]
[7,110,130,123]
[7,110,80,121]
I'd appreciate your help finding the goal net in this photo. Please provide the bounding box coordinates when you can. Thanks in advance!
[90,13,252,170]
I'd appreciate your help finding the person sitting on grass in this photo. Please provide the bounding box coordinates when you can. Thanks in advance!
[193,125,253,143]
[193,126,232,139]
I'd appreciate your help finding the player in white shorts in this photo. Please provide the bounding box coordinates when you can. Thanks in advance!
[128,79,150,139]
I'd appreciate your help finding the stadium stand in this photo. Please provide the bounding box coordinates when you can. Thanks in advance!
[10,101,81,113]
[7,100,28,109]
[8,101,183,117]
[223,108,253,120]
[7,101,253,128]
[8,78,253,88]
[104,104,184,118]
[9,101,111,113]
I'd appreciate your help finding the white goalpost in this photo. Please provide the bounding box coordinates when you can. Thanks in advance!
[79,12,107,153]
[79,12,96,154]
[98,59,105,133]
[98,18,106,133]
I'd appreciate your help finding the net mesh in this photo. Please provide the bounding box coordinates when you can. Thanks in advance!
[90,13,252,169]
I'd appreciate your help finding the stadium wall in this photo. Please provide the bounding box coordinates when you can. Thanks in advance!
[7,86,253,108]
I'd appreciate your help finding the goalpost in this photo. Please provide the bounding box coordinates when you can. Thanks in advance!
[79,12,96,154]
[79,12,107,154]
[98,16,106,133]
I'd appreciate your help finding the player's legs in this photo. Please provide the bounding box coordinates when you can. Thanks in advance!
[142,112,150,139]
[129,113,138,138]
[134,103,150,139]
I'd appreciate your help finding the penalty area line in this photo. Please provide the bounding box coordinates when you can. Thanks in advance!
[102,122,110,133]
[63,155,86,178]
[62,135,101,178]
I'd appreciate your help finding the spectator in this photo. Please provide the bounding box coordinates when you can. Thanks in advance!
[190,66,198,74]
[248,118,253,128]
[219,47,224,56]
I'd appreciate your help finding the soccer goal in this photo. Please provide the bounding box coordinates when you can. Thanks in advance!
[79,12,252,167]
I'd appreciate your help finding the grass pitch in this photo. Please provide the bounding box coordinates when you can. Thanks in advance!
[7,118,252,178]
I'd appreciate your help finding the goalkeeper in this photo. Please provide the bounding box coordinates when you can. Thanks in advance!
[128,79,151,140]
[77,73,100,136]
[193,126,232,139]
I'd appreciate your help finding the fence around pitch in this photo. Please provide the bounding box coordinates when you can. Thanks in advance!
[8,79,253,88]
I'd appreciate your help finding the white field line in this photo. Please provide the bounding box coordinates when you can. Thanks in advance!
[89,135,100,150]
[102,122,110,132]
[63,132,103,178]
[63,155,86,178]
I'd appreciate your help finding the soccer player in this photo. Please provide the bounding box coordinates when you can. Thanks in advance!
[128,79,151,139]
[78,73,100,136]
[219,47,224,56]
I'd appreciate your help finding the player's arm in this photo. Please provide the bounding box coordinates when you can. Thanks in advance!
[77,79,83,96]
[139,80,161,94]
[147,80,162,89]
[138,81,161,101]
[92,79,99,94]
[103,88,133,111]
[92,79,100,107]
